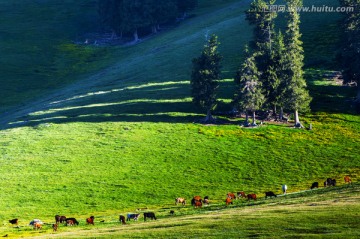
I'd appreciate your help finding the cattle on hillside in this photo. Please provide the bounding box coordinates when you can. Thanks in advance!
[282,185,287,194]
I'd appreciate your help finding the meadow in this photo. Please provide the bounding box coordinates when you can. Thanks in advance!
[0,0,359,238]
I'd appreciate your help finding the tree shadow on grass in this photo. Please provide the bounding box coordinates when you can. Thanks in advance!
[3,80,238,129]
[308,84,357,114]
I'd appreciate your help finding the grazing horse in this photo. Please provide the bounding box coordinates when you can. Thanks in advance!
[191,199,202,208]
[324,178,336,187]
[169,210,175,215]
[29,219,43,226]
[175,198,186,206]
[225,197,233,205]
[66,218,79,226]
[33,222,42,230]
[66,220,74,226]
[9,219,18,225]
[310,182,319,189]
[203,196,209,205]
[192,196,202,208]
[237,191,246,199]
[265,191,277,198]
[52,224,58,232]
[282,185,287,194]
[247,194,257,201]
[119,215,126,225]
[127,214,140,221]
[144,212,157,221]
[344,176,352,184]
[193,196,202,201]
[55,215,66,224]
[86,216,95,225]
[227,193,236,200]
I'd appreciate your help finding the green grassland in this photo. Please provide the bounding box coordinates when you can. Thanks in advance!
[0,0,359,238]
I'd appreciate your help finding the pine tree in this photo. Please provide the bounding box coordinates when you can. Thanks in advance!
[234,49,265,126]
[246,0,278,112]
[271,31,288,120]
[283,0,311,127]
[191,35,222,123]
[177,0,198,19]
[338,0,360,105]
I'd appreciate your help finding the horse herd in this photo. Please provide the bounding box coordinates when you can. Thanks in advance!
[7,175,353,233]
[176,175,353,207]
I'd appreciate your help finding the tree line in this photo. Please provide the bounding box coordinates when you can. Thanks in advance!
[98,0,198,42]
[191,0,311,127]
[338,0,360,108]
[191,0,360,125]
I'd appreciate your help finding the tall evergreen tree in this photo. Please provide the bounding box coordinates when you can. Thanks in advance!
[271,31,288,120]
[123,0,150,42]
[177,0,198,18]
[191,35,222,123]
[146,0,177,34]
[246,0,278,112]
[234,49,265,126]
[338,0,360,105]
[283,0,311,127]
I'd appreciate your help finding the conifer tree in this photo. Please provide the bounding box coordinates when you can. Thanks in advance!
[246,0,278,112]
[283,0,311,127]
[191,35,222,123]
[271,31,288,120]
[338,0,360,105]
[234,49,265,126]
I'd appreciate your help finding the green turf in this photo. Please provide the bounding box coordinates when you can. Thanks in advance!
[0,0,359,238]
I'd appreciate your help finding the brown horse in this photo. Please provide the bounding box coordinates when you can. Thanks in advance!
[247,194,257,201]
[225,197,233,205]
[33,222,42,230]
[119,215,126,225]
[52,224,58,232]
[86,216,95,225]
[194,200,202,208]
[344,176,352,184]
[227,193,236,200]
[237,191,246,199]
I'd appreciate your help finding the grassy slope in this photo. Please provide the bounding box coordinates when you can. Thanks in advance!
[0,0,359,237]
[10,184,360,238]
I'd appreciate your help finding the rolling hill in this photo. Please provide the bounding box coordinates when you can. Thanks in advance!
[0,0,359,238]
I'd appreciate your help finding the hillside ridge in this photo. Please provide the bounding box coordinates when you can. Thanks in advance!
[0,0,251,129]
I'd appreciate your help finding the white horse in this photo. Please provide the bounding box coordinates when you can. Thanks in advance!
[282,184,288,194]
